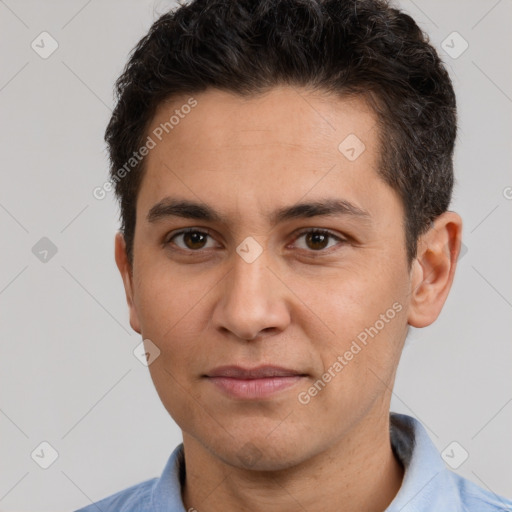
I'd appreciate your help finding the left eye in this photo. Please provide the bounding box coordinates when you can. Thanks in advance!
[291,229,345,251]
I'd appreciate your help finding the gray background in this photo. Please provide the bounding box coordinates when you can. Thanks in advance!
[0,0,511,510]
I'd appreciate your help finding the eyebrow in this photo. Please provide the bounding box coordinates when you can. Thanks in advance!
[146,197,371,225]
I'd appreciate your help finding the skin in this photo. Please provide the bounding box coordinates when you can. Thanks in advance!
[115,85,462,512]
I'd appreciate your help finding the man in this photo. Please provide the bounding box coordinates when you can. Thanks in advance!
[77,0,512,510]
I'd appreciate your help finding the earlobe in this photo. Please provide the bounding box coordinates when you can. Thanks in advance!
[114,232,142,334]
[407,212,463,328]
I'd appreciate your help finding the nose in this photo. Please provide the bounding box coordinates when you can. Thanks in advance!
[211,247,291,341]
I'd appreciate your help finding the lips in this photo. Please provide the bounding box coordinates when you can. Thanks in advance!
[204,365,307,400]
[206,365,306,379]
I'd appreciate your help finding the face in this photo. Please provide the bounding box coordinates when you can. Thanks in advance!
[118,86,418,470]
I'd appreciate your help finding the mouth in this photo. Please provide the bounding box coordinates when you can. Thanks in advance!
[204,365,308,400]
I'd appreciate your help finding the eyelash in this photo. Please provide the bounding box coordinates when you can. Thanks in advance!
[163,227,347,255]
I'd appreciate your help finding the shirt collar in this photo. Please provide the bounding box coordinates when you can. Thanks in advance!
[386,412,461,511]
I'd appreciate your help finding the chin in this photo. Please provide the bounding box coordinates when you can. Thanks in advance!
[208,432,316,472]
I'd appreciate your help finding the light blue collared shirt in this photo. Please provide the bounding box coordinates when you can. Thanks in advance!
[75,412,512,511]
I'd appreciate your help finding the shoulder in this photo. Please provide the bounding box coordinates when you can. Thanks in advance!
[388,413,512,511]
[73,477,157,512]
[73,443,186,511]
[449,471,512,511]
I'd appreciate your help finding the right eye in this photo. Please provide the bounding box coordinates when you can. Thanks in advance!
[164,228,219,251]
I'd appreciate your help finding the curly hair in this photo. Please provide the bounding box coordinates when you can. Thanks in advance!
[104,0,457,266]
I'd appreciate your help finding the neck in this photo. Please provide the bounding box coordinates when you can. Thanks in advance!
[180,410,404,512]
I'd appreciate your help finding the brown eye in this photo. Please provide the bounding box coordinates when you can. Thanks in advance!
[166,229,217,251]
[293,229,345,252]
[182,231,208,249]
[305,231,329,250]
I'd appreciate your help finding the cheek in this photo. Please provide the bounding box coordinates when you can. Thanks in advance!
[298,306,407,426]
[293,267,400,336]
[133,260,209,340]
[292,265,408,383]
[135,269,209,425]
[132,264,215,386]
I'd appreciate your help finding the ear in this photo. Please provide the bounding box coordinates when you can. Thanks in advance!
[114,232,141,334]
[407,211,463,328]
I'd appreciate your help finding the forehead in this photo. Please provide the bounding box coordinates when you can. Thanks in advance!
[149,86,377,155]
[136,86,395,225]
